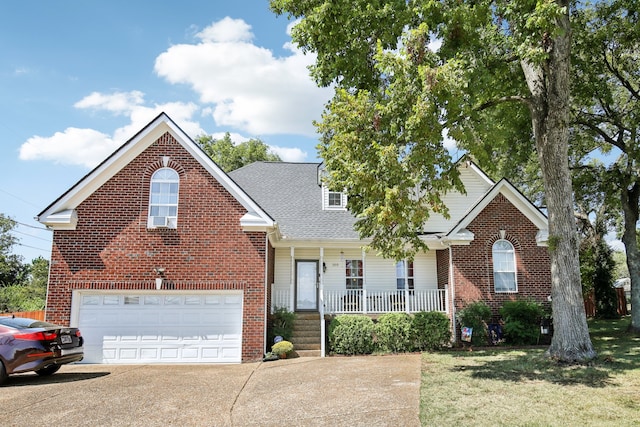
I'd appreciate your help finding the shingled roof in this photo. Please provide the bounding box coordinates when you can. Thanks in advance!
[229,162,359,241]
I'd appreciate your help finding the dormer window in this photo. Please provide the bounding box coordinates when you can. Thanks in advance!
[148,168,179,229]
[323,186,347,210]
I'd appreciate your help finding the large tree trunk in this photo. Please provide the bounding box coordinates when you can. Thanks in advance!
[621,184,640,333]
[521,5,596,362]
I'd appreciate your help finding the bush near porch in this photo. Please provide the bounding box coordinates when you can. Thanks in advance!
[328,311,451,355]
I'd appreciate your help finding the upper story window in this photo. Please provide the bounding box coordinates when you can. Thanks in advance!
[345,259,363,290]
[323,186,347,210]
[396,260,414,291]
[148,168,179,229]
[493,239,517,292]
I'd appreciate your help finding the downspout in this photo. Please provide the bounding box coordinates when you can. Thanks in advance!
[448,244,457,342]
[290,247,295,311]
[320,247,325,357]
[264,230,277,356]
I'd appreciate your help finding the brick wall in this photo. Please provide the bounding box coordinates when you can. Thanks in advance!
[46,131,267,361]
[450,193,551,318]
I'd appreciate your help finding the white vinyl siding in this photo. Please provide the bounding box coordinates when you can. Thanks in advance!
[423,166,493,232]
[272,248,438,295]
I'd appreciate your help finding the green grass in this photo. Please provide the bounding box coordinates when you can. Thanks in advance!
[420,317,640,426]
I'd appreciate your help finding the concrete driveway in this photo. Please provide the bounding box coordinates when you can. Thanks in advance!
[1,354,421,426]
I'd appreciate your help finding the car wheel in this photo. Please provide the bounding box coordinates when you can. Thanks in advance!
[0,362,7,385]
[36,365,61,376]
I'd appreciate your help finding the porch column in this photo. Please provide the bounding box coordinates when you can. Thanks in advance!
[362,249,367,314]
[448,245,457,342]
[320,247,326,357]
[290,247,295,312]
[404,259,410,313]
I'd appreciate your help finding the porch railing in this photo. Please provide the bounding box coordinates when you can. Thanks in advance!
[271,286,447,314]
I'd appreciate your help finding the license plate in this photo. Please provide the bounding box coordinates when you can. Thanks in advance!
[61,335,72,344]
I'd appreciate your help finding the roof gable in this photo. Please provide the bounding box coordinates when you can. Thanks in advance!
[446,178,549,245]
[38,113,273,231]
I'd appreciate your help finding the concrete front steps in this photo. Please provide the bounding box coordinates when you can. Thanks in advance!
[291,312,322,357]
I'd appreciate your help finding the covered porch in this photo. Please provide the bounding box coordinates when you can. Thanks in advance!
[271,287,448,315]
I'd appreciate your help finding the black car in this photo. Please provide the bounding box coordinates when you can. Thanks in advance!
[0,316,84,385]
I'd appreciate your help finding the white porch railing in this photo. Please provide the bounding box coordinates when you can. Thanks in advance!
[270,286,447,314]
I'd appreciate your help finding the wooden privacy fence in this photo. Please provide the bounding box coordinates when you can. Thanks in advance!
[584,288,628,317]
[0,310,46,320]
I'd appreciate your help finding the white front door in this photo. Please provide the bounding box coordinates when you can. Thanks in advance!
[296,261,318,311]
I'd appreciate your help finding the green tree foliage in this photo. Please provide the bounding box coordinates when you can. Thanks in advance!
[0,214,27,287]
[271,0,596,361]
[196,133,281,172]
[571,0,640,332]
[0,256,48,312]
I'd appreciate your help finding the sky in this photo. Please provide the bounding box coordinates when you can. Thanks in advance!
[1,1,334,263]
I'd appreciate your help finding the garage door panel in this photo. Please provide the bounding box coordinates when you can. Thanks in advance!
[77,291,243,364]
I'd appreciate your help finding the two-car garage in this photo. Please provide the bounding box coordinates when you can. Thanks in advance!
[71,290,243,364]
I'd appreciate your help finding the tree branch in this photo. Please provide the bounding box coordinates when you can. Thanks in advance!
[475,95,532,111]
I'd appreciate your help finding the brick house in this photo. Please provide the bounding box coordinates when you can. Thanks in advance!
[38,113,551,364]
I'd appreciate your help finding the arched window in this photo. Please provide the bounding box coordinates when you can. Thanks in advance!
[148,168,179,228]
[492,239,516,292]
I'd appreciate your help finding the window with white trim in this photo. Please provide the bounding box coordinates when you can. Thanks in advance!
[396,260,414,290]
[493,239,517,292]
[323,186,347,210]
[148,168,179,229]
[345,259,363,289]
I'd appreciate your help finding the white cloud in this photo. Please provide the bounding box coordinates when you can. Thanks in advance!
[154,17,332,136]
[269,145,307,163]
[74,91,144,115]
[19,91,203,168]
[19,128,119,168]
[19,17,325,169]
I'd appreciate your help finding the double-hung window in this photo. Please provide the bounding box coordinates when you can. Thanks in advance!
[148,168,179,229]
[396,260,414,291]
[493,240,517,292]
[345,260,363,290]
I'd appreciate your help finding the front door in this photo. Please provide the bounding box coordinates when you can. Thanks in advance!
[296,260,318,311]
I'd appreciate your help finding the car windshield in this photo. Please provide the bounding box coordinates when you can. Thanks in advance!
[0,317,58,329]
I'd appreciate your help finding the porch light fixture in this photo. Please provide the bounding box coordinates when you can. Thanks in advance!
[323,262,327,273]
[154,267,165,290]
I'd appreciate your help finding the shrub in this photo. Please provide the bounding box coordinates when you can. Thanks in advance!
[412,311,451,351]
[375,313,414,353]
[268,307,296,346]
[271,340,294,356]
[499,299,543,345]
[329,315,375,355]
[457,301,492,345]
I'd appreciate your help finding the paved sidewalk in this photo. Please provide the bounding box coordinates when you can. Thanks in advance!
[2,354,421,426]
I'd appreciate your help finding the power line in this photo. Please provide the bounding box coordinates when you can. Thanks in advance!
[11,229,52,242]
[16,221,50,231]
[15,242,50,253]
[0,187,41,208]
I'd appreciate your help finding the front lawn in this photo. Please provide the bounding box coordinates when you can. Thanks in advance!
[420,317,640,426]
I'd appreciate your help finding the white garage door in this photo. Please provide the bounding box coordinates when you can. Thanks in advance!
[74,291,243,364]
